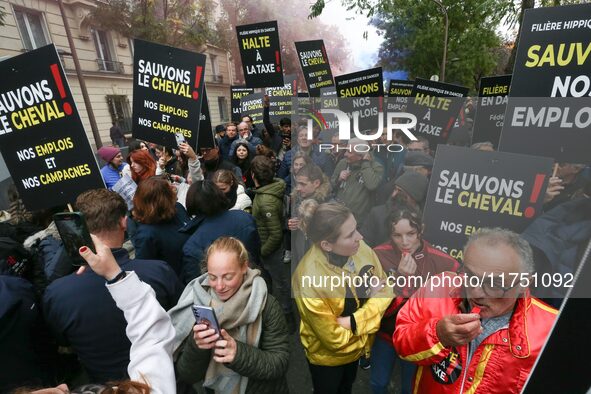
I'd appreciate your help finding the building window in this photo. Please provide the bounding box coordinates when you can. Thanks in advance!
[93,29,122,72]
[14,8,50,50]
[210,54,222,82]
[107,95,132,132]
[218,97,228,122]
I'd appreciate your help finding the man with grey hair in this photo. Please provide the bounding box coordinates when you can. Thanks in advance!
[229,121,263,157]
[393,228,557,394]
[331,138,384,226]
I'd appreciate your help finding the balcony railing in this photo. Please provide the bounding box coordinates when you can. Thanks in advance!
[211,74,223,83]
[97,59,124,73]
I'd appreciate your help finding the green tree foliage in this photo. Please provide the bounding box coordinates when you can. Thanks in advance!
[88,0,223,49]
[372,0,515,92]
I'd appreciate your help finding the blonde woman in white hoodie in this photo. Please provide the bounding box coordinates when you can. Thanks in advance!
[213,169,252,212]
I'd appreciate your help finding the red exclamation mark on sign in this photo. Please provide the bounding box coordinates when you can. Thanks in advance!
[275,51,281,72]
[50,64,72,115]
[524,174,545,218]
[192,66,203,100]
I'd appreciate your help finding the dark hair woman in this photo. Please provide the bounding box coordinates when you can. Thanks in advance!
[370,207,459,394]
[179,180,261,284]
[292,201,393,394]
[127,176,191,276]
[231,141,254,188]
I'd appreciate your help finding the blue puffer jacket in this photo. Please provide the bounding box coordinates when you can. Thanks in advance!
[180,210,261,284]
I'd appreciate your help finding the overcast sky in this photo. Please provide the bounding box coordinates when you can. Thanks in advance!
[317,1,383,72]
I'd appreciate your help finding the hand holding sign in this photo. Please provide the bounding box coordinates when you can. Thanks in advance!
[543,176,564,203]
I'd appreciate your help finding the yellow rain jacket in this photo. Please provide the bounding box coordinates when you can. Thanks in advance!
[292,242,394,366]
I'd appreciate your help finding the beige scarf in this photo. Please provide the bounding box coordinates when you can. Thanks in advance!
[169,268,267,394]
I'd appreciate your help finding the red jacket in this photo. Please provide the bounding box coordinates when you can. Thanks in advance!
[393,273,557,394]
[373,240,459,343]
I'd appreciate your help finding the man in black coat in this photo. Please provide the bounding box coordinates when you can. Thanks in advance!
[43,189,182,383]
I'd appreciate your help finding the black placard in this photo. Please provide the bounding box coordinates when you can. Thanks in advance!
[499,4,591,163]
[239,92,264,126]
[320,86,337,97]
[335,67,384,132]
[132,39,206,149]
[295,40,335,97]
[472,75,511,148]
[335,67,384,98]
[265,74,298,124]
[236,21,284,88]
[422,145,552,261]
[231,86,255,122]
[197,87,215,149]
[0,44,104,210]
[386,79,414,112]
[408,78,469,148]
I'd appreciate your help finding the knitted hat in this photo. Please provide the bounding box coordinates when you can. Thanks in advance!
[404,151,434,168]
[394,171,429,203]
[97,146,120,163]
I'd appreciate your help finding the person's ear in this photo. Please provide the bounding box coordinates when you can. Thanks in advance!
[119,216,127,231]
[313,180,321,188]
[320,240,332,253]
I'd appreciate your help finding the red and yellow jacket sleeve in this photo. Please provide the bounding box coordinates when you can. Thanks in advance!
[393,285,451,366]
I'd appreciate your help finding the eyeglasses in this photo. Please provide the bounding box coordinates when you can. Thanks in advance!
[458,264,519,297]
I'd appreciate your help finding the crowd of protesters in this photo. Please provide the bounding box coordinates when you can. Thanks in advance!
[1,94,589,394]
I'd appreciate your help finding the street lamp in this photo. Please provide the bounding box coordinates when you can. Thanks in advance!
[431,0,448,82]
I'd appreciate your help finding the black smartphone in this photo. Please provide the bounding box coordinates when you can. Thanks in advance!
[192,305,221,335]
[53,212,95,266]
